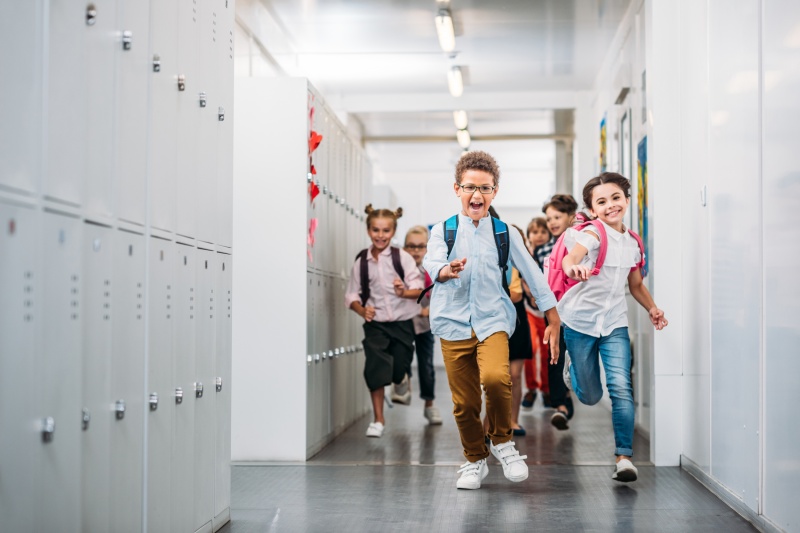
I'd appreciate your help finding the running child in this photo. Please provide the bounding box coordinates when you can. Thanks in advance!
[345,205,424,438]
[559,172,668,482]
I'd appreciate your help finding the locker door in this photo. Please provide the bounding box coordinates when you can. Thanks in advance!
[214,253,232,520]
[172,244,196,532]
[38,212,82,532]
[216,0,235,248]
[44,0,86,207]
[0,2,42,196]
[195,0,219,245]
[0,204,39,531]
[147,237,175,532]
[194,248,216,530]
[85,0,118,219]
[149,0,179,233]
[114,0,151,225]
[81,223,113,532]
[110,230,146,532]
[176,0,200,238]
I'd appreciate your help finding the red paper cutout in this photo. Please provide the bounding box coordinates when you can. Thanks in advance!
[309,181,320,203]
[307,218,319,263]
[309,131,323,154]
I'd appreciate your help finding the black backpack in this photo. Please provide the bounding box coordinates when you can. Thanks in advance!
[355,246,405,306]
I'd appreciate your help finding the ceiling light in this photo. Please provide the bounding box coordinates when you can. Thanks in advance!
[453,110,468,130]
[435,8,456,52]
[448,66,464,97]
[456,129,471,149]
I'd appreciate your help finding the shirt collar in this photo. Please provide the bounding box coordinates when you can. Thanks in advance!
[367,245,392,261]
[599,219,625,240]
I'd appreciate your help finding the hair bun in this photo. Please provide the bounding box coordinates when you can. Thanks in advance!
[395,207,404,219]
[364,203,374,215]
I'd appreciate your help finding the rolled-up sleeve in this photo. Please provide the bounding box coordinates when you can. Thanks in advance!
[510,229,557,312]
[423,222,460,288]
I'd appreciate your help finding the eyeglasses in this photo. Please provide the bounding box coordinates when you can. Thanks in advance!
[404,244,427,250]
[459,184,496,194]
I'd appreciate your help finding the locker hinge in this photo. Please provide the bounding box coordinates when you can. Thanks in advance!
[82,408,91,431]
[115,399,126,420]
[149,393,159,411]
[41,417,55,443]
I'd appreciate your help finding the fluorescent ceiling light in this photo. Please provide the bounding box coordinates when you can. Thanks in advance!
[453,110,468,130]
[448,66,464,97]
[435,8,456,52]
[456,129,471,149]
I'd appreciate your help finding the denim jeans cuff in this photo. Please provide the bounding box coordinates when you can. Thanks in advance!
[615,448,634,457]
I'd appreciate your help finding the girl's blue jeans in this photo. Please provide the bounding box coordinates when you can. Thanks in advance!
[563,325,634,457]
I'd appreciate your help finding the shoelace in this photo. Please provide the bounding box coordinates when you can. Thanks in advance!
[457,460,483,476]
[493,442,528,464]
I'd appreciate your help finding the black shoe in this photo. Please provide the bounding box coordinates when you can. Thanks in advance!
[512,426,527,437]
[542,392,551,408]
[521,391,536,410]
[550,411,569,430]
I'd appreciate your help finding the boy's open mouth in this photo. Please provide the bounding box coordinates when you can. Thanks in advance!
[469,201,483,212]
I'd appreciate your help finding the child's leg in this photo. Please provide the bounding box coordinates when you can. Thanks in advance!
[533,315,550,395]
[415,330,436,406]
[562,325,603,406]
[548,322,570,412]
[476,332,513,445]
[524,311,539,392]
[441,333,488,462]
[598,327,635,457]
[370,388,385,424]
[509,359,525,426]
[387,321,416,385]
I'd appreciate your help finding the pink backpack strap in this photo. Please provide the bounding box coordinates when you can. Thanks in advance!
[576,220,608,275]
[627,229,646,273]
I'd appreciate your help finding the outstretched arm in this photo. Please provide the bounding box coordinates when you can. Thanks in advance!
[628,269,668,330]
[561,230,598,282]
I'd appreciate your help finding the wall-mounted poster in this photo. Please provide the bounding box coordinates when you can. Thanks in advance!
[637,136,649,278]
[600,115,608,172]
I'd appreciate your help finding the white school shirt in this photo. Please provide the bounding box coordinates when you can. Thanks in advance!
[556,220,643,337]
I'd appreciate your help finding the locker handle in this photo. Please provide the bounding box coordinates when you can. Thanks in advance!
[122,30,132,51]
[218,106,225,121]
[175,387,184,404]
[82,408,91,431]
[195,382,204,398]
[153,54,161,73]
[178,75,186,92]
[314,353,320,363]
[199,92,207,108]
[41,417,55,443]
[334,348,340,357]
[115,400,126,420]
[149,393,159,411]
[307,354,313,364]
[86,4,97,26]
[215,377,223,392]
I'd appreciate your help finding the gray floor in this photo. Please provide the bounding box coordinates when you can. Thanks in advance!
[221,368,755,532]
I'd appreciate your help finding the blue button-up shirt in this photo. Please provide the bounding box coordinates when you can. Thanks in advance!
[423,214,557,342]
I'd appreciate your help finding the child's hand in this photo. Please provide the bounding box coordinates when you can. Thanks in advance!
[439,258,467,281]
[420,307,430,318]
[649,307,668,330]
[393,278,405,297]
[566,264,591,282]
[362,306,376,322]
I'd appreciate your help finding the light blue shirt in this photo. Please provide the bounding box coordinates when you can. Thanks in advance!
[423,213,558,342]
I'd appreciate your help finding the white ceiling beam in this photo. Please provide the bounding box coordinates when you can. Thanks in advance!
[329,91,581,114]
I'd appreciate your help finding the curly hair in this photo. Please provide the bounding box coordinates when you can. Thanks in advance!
[455,150,500,185]
[364,203,403,230]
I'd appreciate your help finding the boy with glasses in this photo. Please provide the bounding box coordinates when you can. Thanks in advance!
[403,226,442,425]
[423,151,561,490]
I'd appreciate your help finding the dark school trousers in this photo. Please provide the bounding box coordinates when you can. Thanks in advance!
[362,320,415,392]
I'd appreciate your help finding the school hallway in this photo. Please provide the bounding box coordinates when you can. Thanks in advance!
[220,368,754,532]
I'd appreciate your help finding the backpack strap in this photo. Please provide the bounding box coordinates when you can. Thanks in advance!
[355,249,370,306]
[627,229,646,274]
[389,246,405,282]
[581,220,608,275]
[490,216,511,297]
[417,215,458,304]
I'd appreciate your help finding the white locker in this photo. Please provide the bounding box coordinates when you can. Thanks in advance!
[0,204,39,531]
[147,237,175,533]
[110,230,146,532]
[214,252,232,523]
[39,212,83,532]
[216,0,235,249]
[194,248,216,530]
[114,0,151,225]
[0,3,42,196]
[44,0,87,207]
[85,0,118,220]
[176,1,200,238]
[172,243,197,532]
[81,222,114,532]
[148,0,180,233]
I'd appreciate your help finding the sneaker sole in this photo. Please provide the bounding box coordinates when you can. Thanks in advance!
[612,469,638,482]
[551,412,569,430]
[457,464,489,489]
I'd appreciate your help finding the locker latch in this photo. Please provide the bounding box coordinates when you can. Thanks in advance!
[82,408,91,431]
[322,185,328,195]
[115,400,126,420]
[215,377,223,392]
[122,30,133,51]
[153,54,161,73]
[199,92,207,108]
[307,354,313,364]
[86,4,97,26]
[41,417,55,443]
[149,393,159,411]
[178,75,186,92]
[218,106,225,121]
[175,387,184,404]
[314,353,320,363]
[195,382,204,398]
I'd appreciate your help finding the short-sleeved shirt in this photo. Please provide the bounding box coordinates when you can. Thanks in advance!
[556,220,642,337]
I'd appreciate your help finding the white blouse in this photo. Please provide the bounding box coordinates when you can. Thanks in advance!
[556,220,642,337]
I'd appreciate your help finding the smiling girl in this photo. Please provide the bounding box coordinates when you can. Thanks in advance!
[559,172,668,482]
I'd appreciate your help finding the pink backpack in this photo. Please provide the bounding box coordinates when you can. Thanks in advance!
[545,219,646,301]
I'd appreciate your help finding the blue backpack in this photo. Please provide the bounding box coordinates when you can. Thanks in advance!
[417,215,511,303]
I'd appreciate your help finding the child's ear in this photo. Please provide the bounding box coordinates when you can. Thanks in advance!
[453,182,461,195]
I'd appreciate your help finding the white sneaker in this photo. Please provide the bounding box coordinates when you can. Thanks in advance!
[562,350,573,391]
[490,441,529,482]
[424,406,443,425]
[391,375,412,405]
[365,422,384,438]
[456,458,489,489]
[612,458,638,482]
